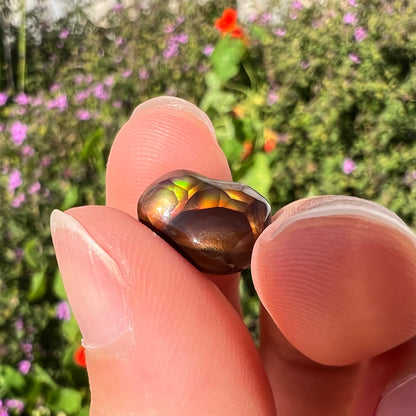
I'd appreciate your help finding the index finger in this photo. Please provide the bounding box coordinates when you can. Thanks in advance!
[106,96,231,218]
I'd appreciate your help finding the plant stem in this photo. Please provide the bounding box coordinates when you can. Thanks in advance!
[17,0,26,91]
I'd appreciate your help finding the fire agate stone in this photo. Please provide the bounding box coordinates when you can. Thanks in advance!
[137,170,271,274]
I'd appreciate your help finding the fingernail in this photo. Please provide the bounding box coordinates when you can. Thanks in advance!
[131,96,216,139]
[376,374,416,416]
[50,209,129,347]
[268,197,414,243]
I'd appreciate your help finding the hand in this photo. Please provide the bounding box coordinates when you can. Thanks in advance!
[51,96,416,415]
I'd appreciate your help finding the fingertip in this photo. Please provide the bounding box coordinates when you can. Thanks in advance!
[253,197,416,365]
[106,96,231,217]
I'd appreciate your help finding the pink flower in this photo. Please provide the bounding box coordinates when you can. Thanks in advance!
[14,92,29,105]
[115,36,124,46]
[0,92,8,106]
[12,193,25,207]
[8,169,22,191]
[343,13,357,25]
[292,0,303,10]
[138,69,149,79]
[267,88,278,105]
[55,300,71,321]
[349,53,361,63]
[343,158,356,174]
[76,109,91,120]
[301,60,310,69]
[113,3,123,12]
[28,182,41,195]
[6,399,24,413]
[18,360,31,375]
[202,44,214,57]
[354,27,367,42]
[273,28,286,36]
[122,69,132,78]
[59,29,69,39]
[348,0,357,6]
[21,145,35,157]
[10,121,28,145]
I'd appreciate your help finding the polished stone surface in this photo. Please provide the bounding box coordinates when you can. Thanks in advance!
[138,170,271,274]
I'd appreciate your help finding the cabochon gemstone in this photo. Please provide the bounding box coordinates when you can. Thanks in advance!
[137,170,271,274]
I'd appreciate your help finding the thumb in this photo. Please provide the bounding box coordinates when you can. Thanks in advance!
[51,206,275,415]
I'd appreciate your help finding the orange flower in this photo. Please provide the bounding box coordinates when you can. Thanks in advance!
[74,345,87,367]
[263,128,278,153]
[215,8,238,34]
[241,141,253,160]
[215,8,246,41]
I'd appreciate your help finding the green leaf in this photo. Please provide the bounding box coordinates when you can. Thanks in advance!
[239,152,272,200]
[0,365,26,391]
[52,270,67,299]
[31,364,58,389]
[48,387,83,414]
[210,36,245,84]
[81,127,104,160]
[27,270,47,302]
[60,185,79,211]
[23,237,40,269]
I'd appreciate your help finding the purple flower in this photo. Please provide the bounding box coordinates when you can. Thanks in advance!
[163,43,179,59]
[59,29,69,39]
[20,342,33,355]
[115,36,124,46]
[55,300,71,321]
[0,407,8,416]
[11,193,25,207]
[176,33,188,44]
[93,84,109,101]
[46,94,67,111]
[113,100,122,108]
[349,53,361,63]
[354,27,367,42]
[0,92,8,106]
[21,145,35,157]
[28,182,41,195]
[343,13,357,25]
[292,0,303,10]
[14,93,29,106]
[260,13,271,24]
[15,318,24,331]
[75,90,90,103]
[6,399,24,413]
[17,360,31,375]
[202,44,214,57]
[14,248,24,260]
[176,16,185,25]
[348,0,357,6]
[8,169,22,191]
[76,109,91,120]
[138,69,149,79]
[273,28,286,37]
[343,158,356,174]
[10,121,28,145]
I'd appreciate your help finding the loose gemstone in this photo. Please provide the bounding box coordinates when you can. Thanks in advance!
[137,170,271,274]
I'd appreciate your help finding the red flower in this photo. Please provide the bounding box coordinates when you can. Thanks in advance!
[215,8,238,34]
[74,345,87,367]
[230,27,245,39]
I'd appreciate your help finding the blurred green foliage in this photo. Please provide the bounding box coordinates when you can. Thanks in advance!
[1,0,416,413]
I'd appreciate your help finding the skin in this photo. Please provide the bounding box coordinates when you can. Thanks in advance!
[51,97,416,415]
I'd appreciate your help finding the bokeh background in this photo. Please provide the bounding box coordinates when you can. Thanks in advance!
[1,0,416,414]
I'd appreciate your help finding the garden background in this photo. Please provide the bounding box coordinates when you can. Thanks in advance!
[1,0,416,414]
